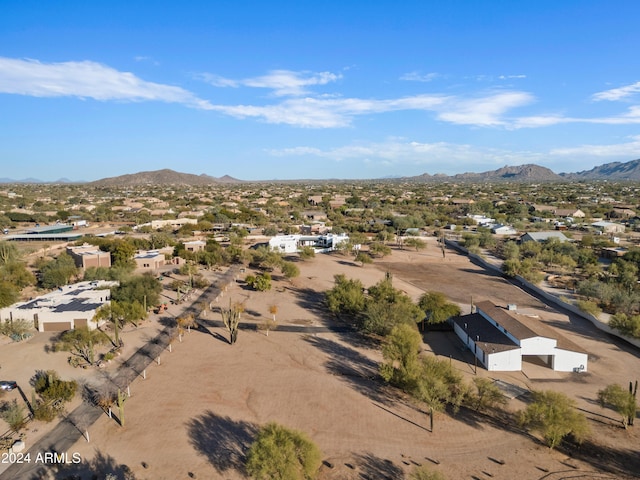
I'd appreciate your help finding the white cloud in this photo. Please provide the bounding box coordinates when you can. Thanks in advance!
[592,81,640,101]
[549,135,640,157]
[266,139,543,172]
[211,94,450,128]
[498,74,526,80]
[400,72,439,82]
[199,69,342,96]
[0,57,213,109]
[437,91,535,126]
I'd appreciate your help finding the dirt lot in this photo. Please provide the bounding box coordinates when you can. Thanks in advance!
[1,238,639,480]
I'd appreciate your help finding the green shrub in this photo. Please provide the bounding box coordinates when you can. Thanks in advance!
[576,299,601,318]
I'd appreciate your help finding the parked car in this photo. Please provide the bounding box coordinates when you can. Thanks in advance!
[0,381,17,391]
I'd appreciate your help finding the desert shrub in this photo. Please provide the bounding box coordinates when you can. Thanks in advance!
[246,422,322,480]
[609,313,640,338]
[0,319,33,341]
[0,400,27,432]
[576,299,601,318]
[33,370,77,404]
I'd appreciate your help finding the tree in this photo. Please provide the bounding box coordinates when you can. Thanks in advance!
[379,324,422,387]
[609,313,640,338]
[246,422,322,480]
[362,277,424,336]
[109,239,137,270]
[369,241,392,257]
[281,261,300,280]
[246,272,272,291]
[324,274,365,316]
[598,382,638,429]
[404,237,426,252]
[298,246,315,261]
[94,301,145,346]
[53,327,109,366]
[418,292,461,329]
[112,273,162,308]
[0,280,19,308]
[354,251,373,266]
[518,390,589,449]
[469,377,507,412]
[39,252,79,288]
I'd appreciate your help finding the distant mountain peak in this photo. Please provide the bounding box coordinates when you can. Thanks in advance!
[90,169,243,186]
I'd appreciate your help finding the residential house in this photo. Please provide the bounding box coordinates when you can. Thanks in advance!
[0,281,117,332]
[67,244,112,269]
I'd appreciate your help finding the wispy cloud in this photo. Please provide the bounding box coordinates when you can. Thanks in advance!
[198,69,342,96]
[550,134,640,157]
[0,56,212,109]
[592,81,640,101]
[437,91,534,126]
[267,138,543,172]
[400,71,440,82]
[210,94,451,128]
[498,74,526,80]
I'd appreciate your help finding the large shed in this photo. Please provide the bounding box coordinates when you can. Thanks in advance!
[452,301,588,372]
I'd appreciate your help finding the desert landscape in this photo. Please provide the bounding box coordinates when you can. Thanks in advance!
[1,238,639,480]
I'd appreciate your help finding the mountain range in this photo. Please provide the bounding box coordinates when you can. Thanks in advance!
[3,159,640,185]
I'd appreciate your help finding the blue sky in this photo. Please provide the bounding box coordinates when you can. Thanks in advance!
[2,1,640,181]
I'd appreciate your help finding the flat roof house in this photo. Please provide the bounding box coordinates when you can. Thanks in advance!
[67,243,112,269]
[268,233,349,254]
[452,301,588,372]
[134,250,166,271]
[0,280,117,332]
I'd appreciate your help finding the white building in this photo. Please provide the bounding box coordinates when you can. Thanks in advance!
[490,224,517,235]
[591,221,625,234]
[0,281,117,332]
[268,233,350,254]
[452,301,588,372]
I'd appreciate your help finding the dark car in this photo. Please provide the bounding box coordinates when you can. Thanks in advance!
[0,381,17,391]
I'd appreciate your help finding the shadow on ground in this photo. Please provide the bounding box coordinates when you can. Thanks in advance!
[29,449,135,480]
[186,410,258,475]
[353,452,405,480]
[303,335,397,406]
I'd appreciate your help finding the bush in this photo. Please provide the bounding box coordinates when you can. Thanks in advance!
[576,299,601,318]
[0,319,33,341]
[246,422,322,480]
[609,313,640,338]
[33,370,78,404]
[0,400,27,432]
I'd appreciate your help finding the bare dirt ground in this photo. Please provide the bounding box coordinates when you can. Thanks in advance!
[2,238,639,480]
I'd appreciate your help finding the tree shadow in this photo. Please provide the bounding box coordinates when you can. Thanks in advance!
[558,436,640,478]
[290,286,330,318]
[30,449,135,480]
[186,410,258,475]
[352,452,405,480]
[303,335,397,406]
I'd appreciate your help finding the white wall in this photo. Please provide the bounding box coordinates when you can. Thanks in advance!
[268,235,299,253]
[486,349,522,371]
[552,349,588,372]
[519,336,557,355]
